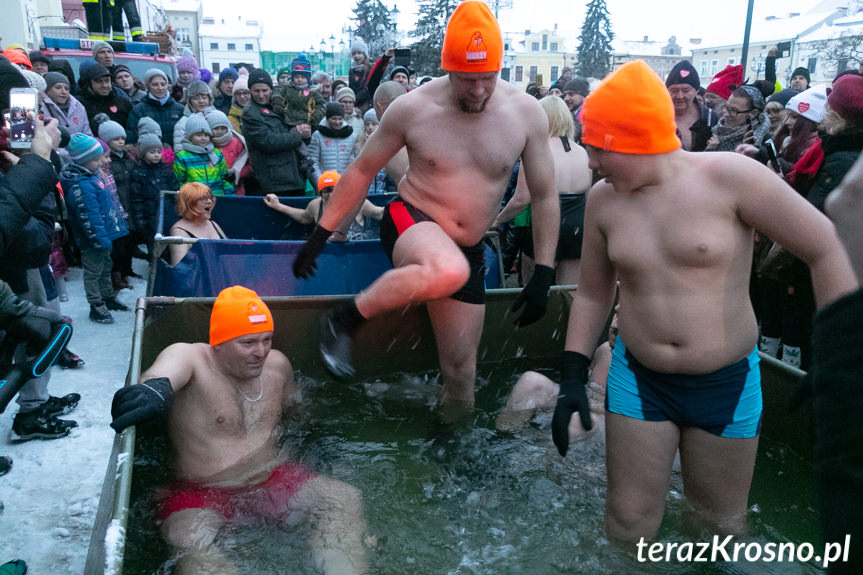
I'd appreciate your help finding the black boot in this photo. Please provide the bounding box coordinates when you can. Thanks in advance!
[0,456,11,477]
[89,302,114,324]
[56,349,85,369]
[104,296,130,312]
[319,301,366,379]
[42,393,81,416]
[11,405,77,441]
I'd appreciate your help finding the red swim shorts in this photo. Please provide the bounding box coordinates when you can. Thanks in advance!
[155,461,317,523]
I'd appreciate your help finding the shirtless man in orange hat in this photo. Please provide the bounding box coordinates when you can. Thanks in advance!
[110,286,370,575]
[551,60,857,543]
[293,1,559,410]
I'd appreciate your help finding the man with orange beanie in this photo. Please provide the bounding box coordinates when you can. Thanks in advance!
[552,60,857,544]
[109,285,370,574]
[292,0,559,409]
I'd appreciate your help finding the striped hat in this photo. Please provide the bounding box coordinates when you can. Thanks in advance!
[290,55,311,81]
[68,133,104,164]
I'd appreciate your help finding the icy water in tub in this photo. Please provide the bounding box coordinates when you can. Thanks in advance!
[123,365,824,574]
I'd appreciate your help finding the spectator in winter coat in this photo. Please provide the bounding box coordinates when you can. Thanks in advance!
[273,56,325,131]
[40,72,92,137]
[228,75,250,134]
[130,133,179,256]
[59,134,128,324]
[335,87,364,134]
[206,110,251,195]
[172,52,200,103]
[173,80,215,151]
[213,67,238,115]
[78,60,132,129]
[112,64,146,104]
[243,69,305,196]
[173,113,234,195]
[665,60,717,152]
[308,102,356,186]
[125,68,184,145]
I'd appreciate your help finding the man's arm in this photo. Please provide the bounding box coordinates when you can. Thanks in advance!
[730,154,857,307]
[519,99,558,269]
[139,343,197,393]
[242,108,302,153]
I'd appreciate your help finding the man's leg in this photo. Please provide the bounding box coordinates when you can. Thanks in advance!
[160,508,237,575]
[426,297,484,408]
[678,429,759,536]
[605,413,680,542]
[290,476,369,575]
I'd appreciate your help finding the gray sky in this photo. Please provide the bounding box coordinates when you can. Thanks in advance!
[201,0,818,53]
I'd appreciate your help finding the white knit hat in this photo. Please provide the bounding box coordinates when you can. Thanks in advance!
[786,87,828,124]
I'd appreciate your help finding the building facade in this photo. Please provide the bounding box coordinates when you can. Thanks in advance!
[199,16,262,74]
[612,36,697,82]
[504,26,575,89]
[162,0,203,62]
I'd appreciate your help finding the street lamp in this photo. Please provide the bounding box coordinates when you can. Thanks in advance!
[319,38,327,72]
[328,34,336,74]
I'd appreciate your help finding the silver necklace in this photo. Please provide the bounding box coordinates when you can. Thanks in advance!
[237,376,264,403]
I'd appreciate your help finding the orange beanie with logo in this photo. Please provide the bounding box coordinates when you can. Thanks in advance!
[581,60,681,155]
[209,286,274,346]
[440,1,503,73]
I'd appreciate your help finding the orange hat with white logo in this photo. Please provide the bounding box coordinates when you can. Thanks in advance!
[317,170,340,191]
[209,286,274,346]
[440,1,503,73]
[581,60,681,155]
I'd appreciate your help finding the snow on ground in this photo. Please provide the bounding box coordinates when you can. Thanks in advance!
[0,260,148,573]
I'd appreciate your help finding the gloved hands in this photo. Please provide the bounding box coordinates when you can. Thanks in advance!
[110,377,174,433]
[552,351,593,457]
[293,225,332,279]
[510,264,554,327]
[2,297,68,357]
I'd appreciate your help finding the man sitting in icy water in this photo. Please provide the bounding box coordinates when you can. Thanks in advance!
[110,286,370,574]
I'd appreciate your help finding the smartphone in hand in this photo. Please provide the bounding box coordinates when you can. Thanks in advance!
[9,87,38,150]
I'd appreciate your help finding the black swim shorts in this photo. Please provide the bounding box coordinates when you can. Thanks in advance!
[379,197,486,305]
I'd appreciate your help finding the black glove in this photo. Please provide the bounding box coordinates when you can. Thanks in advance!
[293,225,332,279]
[110,377,174,433]
[552,351,593,457]
[510,264,554,326]
[3,299,68,357]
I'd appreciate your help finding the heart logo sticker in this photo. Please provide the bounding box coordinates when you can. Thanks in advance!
[798,102,810,113]
[680,70,690,78]
[109,106,117,113]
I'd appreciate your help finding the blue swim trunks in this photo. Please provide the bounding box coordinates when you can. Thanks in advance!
[606,339,762,438]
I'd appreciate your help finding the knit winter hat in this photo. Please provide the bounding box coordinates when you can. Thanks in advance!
[79,60,110,86]
[111,64,133,81]
[98,119,126,142]
[137,116,162,138]
[186,80,212,101]
[28,51,51,66]
[350,37,368,55]
[326,102,345,118]
[44,71,69,92]
[828,73,863,125]
[785,87,827,123]
[389,66,409,80]
[290,55,312,81]
[277,67,291,80]
[20,69,46,93]
[665,60,700,89]
[582,60,680,155]
[209,286,274,346]
[318,170,340,191]
[791,67,811,85]
[441,0,503,73]
[176,52,199,73]
[143,68,168,89]
[137,132,162,153]
[363,108,378,123]
[233,76,249,93]
[335,87,356,102]
[184,112,212,139]
[92,41,114,59]
[205,109,231,131]
[218,67,239,84]
[3,48,32,70]
[767,87,799,107]
[67,133,104,164]
[199,68,212,83]
[706,64,743,99]
[563,77,590,97]
[248,68,272,89]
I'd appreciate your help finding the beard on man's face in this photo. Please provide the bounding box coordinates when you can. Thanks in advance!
[457,96,488,114]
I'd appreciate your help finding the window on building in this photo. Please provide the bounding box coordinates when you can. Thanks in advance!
[515,66,523,82]
[807,57,817,73]
[501,68,511,81]
[550,65,559,82]
[227,43,236,51]
[245,43,254,51]
[700,60,707,77]
[727,58,734,65]
[542,34,547,51]
[531,42,539,51]
[711,59,718,75]
[176,28,190,43]
[550,42,558,52]
[529,65,537,82]
[212,63,220,73]
[210,42,218,50]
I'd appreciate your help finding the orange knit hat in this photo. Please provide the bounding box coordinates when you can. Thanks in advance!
[581,60,681,155]
[317,170,340,191]
[209,286,274,346]
[440,1,502,73]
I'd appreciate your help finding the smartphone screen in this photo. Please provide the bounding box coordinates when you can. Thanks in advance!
[9,89,37,149]
[394,48,411,68]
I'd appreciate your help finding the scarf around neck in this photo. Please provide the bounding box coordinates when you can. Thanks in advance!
[182,140,220,165]
[317,124,353,139]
